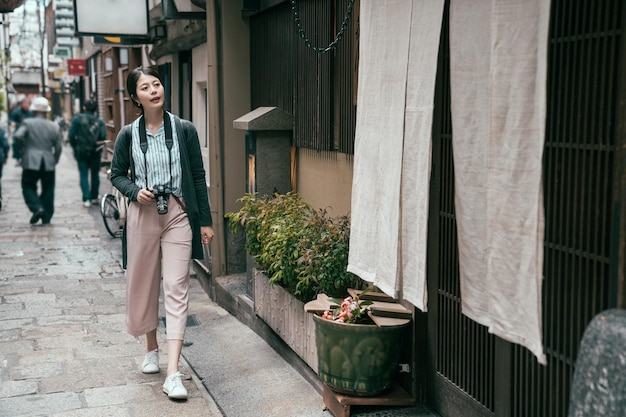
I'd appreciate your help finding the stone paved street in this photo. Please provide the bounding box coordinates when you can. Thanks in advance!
[0,141,440,417]
[0,145,222,417]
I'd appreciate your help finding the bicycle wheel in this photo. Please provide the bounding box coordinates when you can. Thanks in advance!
[100,194,122,238]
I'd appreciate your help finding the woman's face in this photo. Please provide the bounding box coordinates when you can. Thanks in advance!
[134,73,164,111]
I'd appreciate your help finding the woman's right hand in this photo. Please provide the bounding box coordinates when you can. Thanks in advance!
[136,188,156,205]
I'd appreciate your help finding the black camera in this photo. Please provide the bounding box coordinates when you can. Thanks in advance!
[153,185,171,215]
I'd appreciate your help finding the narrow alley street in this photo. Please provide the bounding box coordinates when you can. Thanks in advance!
[0,142,436,417]
[0,142,344,417]
[0,145,223,416]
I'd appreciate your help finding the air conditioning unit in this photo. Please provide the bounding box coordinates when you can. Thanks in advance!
[56,27,74,37]
[56,37,79,46]
[55,8,73,18]
[55,18,75,28]
[55,0,73,7]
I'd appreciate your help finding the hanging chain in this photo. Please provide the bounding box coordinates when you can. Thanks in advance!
[291,0,356,54]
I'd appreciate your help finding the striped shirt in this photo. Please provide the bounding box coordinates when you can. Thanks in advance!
[131,112,183,197]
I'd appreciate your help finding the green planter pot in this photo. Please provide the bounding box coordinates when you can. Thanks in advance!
[313,314,408,396]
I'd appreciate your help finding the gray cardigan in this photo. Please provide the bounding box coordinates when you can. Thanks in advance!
[110,115,212,268]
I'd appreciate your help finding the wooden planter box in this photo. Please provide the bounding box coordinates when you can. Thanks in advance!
[254,269,318,373]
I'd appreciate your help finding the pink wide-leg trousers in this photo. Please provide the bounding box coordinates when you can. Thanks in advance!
[125,195,192,340]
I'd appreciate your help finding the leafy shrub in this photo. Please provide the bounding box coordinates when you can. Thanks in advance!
[226,192,365,303]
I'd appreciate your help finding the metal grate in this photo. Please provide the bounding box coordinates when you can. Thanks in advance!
[427,1,623,416]
[511,0,621,415]
[430,3,497,412]
[250,1,357,154]
[293,0,333,151]
[250,4,295,115]
[334,0,358,154]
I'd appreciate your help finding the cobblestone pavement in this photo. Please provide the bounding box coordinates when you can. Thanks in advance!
[0,146,222,417]
[0,143,441,417]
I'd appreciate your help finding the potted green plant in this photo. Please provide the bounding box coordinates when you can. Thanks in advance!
[226,192,364,303]
[311,289,409,397]
[227,193,409,395]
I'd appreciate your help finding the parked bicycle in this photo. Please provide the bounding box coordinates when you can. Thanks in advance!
[101,171,127,238]
[100,153,129,238]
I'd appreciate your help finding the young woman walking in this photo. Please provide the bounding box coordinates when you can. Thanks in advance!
[109,66,214,400]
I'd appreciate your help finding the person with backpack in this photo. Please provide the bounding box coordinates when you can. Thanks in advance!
[69,99,106,207]
[9,97,34,166]
[0,126,8,210]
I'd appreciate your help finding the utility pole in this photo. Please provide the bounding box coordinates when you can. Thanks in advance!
[36,0,45,95]
[1,14,10,116]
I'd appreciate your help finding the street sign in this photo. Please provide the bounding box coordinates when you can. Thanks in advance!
[62,73,76,84]
[92,35,151,45]
[67,59,87,76]
[54,47,71,58]
[53,69,66,80]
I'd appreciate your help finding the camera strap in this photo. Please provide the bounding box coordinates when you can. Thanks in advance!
[172,195,187,213]
[138,111,173,189]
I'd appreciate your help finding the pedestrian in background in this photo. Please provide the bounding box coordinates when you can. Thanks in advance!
[9,97,33,166]
[109,66,214,400]
[69,99,106,207]
[0,126,8,210]
[13,97,63,225]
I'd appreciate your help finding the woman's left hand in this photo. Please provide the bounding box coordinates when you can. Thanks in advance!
[201,226,214,245]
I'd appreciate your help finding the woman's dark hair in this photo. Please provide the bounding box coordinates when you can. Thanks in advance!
[126,66,163,109]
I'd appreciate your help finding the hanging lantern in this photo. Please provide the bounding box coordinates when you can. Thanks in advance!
[0,0,25,13]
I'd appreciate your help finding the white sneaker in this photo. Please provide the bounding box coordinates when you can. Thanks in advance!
[162,372,188,400]
[83,201,91,208]
[141,350,159,374]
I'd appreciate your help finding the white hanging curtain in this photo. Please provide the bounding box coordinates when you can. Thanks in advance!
[349,0,549,364]
[449,0,550,364]
[348,0,445,312]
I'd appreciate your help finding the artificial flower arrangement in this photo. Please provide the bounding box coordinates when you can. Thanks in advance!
[320,288,374,324]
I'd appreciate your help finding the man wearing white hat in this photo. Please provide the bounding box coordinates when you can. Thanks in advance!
[14,97,63,225]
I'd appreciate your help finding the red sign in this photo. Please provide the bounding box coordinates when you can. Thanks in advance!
[67,59,87,76]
